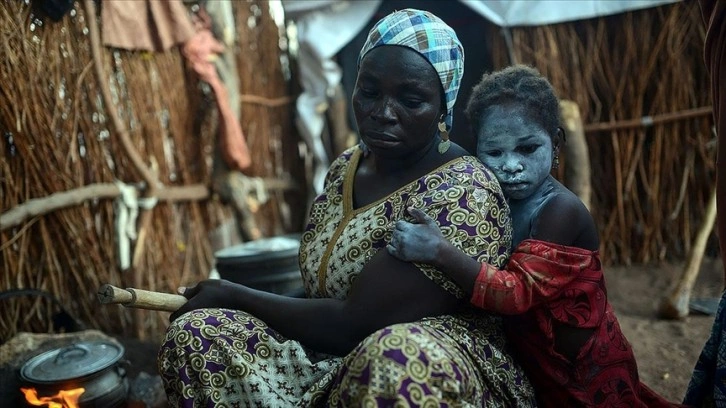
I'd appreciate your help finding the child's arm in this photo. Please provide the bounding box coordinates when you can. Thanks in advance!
[390,208,583,314]
[388,208,482,295]
[470,252,582,314]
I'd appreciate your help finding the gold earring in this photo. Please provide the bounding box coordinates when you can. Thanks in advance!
[438,121,450,154]
[552,151,560,169]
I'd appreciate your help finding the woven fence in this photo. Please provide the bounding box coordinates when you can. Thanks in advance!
[489,1,714,265]
[0,0,716,344]
[0,0,304,343]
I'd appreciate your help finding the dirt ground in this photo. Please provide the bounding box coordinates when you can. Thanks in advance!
[606,257,724,403]
[121,258,725,404]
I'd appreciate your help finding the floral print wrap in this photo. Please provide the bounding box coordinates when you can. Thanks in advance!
[158,146,535,407]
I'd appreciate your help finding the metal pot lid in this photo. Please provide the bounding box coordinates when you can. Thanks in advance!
[20,341,124,383]
[215,234,300,261]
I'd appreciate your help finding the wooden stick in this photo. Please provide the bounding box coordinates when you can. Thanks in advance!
[1,178,296,231]
[97,284,187,312]
[583,106,713,133]
[0,183,209,231]
[559,100,592,210]
[659,184,718,319]
[83,0,160,195]
[239,94,294,107]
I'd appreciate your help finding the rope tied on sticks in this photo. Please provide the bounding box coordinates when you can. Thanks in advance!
[113,180,158,270]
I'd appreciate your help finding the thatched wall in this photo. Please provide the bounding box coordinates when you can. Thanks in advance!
[0,1,304,343]
[0,0,716,344]
[489,1,713,265]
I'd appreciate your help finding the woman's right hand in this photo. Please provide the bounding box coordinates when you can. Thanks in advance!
[387,208,448,266]
[169,279,242,322]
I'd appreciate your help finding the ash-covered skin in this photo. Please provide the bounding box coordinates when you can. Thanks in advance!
[476,103,559,247]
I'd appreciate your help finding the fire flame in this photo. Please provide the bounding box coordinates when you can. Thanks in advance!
[21,387,85,408]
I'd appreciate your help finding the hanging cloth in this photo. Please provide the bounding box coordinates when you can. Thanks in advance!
[182,7,251,171]
[101,0,196,52]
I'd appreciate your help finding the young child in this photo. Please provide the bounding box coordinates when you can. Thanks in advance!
[386,65,678,407]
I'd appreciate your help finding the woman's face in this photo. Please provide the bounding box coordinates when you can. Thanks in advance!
[353,46,443,159]
[476,104,554,200]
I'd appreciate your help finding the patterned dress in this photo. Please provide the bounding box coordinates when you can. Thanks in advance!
[158,146,535,407]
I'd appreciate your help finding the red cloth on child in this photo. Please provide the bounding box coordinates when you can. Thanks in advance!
[471,239,679,407]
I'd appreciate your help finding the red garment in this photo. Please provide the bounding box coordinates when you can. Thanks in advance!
[471,239,679,407]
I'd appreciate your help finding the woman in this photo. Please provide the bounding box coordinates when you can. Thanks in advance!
[158,9,535,407]
[388,65,677,407]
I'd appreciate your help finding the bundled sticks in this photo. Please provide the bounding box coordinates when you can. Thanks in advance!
[0,1,303,342]
[489,2,713,265]
[0,0,714,344]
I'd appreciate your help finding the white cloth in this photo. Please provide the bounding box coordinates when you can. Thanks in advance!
[113,181,157,270]
[284,0,381,192]
[459,0,679,27]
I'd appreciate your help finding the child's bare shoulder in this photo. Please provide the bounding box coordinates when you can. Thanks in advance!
[532,181,599,250]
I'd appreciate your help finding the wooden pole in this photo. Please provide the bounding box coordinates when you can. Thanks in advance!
[0,184,208,231]
[583,106,713,134]
[560,100,592,210]
[659,184,718,319]
[1,178,295,231]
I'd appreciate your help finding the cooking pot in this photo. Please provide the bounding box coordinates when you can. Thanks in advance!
[18,341,128,407]
[215,234,304,295]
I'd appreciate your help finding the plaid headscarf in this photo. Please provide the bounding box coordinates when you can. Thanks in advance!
[358,8,464,131]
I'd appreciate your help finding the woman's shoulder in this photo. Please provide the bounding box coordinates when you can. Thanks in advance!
[436,152,501,190]
[421,153,507,218]
[324,145,360,182]
[332,145,360,166]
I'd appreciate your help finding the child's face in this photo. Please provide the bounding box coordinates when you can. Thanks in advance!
[475,104,554,200]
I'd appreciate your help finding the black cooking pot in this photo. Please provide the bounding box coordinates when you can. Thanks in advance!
[215,234,304,295]
[18,341,128,408]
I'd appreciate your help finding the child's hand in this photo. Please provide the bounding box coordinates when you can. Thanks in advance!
[387,207,446,265]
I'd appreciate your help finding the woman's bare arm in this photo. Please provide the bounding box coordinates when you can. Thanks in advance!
[171,249,461,356]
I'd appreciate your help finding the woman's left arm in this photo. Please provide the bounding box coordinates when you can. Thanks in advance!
[170,250,461,357]
[171,166,509,356]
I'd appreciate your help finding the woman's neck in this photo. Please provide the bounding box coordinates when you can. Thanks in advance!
[353,135,463,209]
[368,136,439,174]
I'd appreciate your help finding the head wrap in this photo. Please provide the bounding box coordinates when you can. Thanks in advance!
[358,8,464,131]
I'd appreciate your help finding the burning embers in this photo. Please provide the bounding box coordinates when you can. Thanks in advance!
[21,387,85,408]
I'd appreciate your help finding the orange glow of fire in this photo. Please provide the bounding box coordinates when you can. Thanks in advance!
[21,387,85,408]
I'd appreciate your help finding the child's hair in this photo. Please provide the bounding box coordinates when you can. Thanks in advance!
[465,65,561,139]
